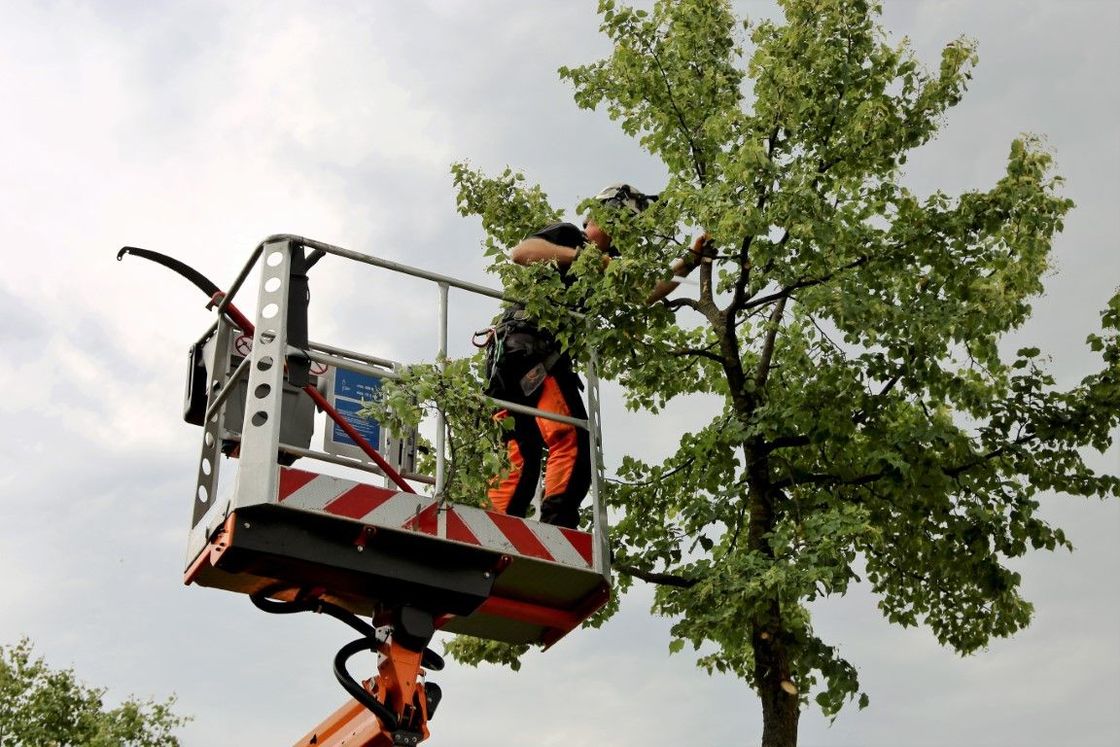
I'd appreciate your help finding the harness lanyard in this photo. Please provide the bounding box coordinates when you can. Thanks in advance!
[472,326,503,389]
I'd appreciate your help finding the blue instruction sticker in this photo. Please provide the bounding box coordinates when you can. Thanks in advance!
[334,368,383,402]
[331,397,381,449]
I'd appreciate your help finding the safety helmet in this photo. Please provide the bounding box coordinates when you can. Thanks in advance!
[591,183,657,214]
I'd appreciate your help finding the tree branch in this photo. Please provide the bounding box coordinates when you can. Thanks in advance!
[942,434,1035,478]
[636,33,706,184]
[764,366,905,458]
[806,312,847,358]
[754,296,788,390]
[764,435,812,453]
[670,346,726,365]
[607,455,698,488]
[852,369,904,426]
[729,126,782,314]
[770,431,1038,492]
[718,499,751,562]
[663,296,701,313]
[616,563,700,589]
[771,468,887,492]
[743,254,870,312]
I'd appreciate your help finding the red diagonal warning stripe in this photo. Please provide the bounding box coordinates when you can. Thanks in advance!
[324,484,396,519]
[277,468,318,501]
[558,527,594,566]
[445,509,481,546]
[488,512,555,562]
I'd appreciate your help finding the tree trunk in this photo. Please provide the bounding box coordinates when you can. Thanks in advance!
[754,613,800,747]
[745,448,800,747]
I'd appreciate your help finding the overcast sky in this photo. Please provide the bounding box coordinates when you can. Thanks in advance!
[1,1,1117,745]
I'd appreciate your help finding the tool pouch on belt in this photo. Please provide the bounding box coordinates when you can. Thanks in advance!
[482,307,561,400]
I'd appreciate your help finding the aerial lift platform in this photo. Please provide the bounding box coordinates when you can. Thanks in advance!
[121,235,611,745]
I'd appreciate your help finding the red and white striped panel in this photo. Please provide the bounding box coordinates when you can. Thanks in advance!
[276,468,594,569]
[277,468,433,527]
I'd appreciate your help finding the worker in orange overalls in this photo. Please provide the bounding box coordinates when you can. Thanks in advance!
[482,183,711,529]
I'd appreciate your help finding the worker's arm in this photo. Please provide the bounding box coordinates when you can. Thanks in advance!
[645,234,712,305]
[510,230,710,303]
[510,236,580,267]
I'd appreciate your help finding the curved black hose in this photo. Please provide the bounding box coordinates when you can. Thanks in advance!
[116,246,221,298]
[306,248,327,269]
[334,637,399,731]
[249,588,378,638]
[252,589,400,727]
[253,591,445,671]
[422,648,445,672]
[249,591,314,615]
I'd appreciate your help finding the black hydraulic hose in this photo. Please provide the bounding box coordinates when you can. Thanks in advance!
[421,647,445,672]
[334,637,399,731]
[249,589,378,639]
[305,247,327,269]
[116,246,221,298]
[250,589,444,727]
[252,591,446,671]
[251,589,400,726]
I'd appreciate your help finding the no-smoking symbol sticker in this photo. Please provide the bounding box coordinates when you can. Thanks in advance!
[234,334,253,356]
[232,333,328,376]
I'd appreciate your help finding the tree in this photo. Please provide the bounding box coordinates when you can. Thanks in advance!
[0,637,189,747]
[378,1,1119,745]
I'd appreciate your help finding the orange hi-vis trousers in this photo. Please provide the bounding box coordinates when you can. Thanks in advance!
[488,368,590,529]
